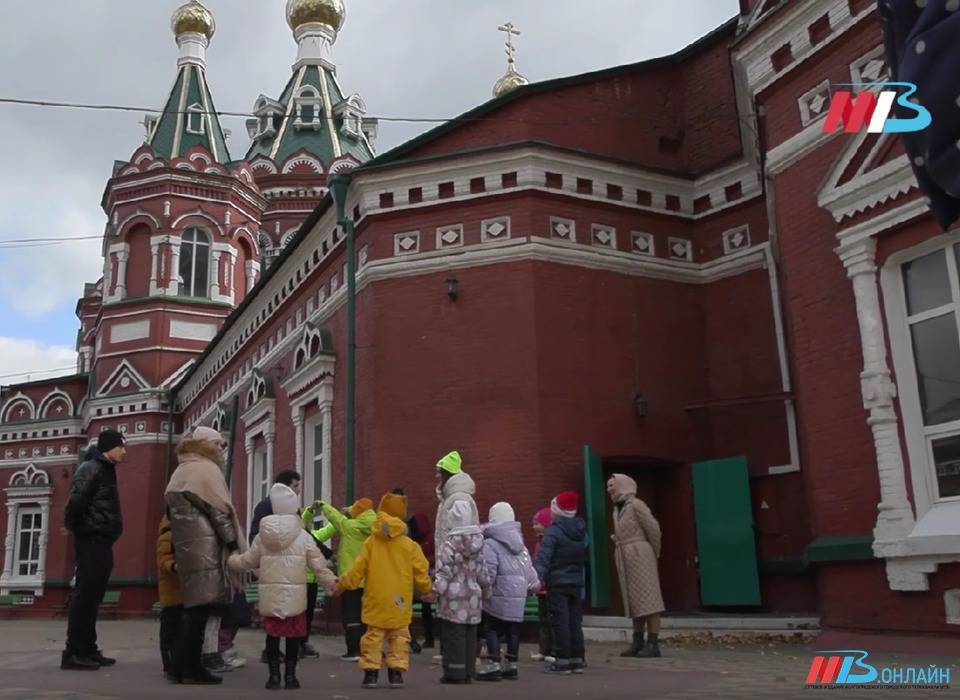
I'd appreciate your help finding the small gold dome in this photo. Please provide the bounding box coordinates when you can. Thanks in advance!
[172,1,215,39]
[493,66,529,98]
[286,0,346,32]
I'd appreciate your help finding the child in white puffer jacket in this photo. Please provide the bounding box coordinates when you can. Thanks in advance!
[229,483,337,691]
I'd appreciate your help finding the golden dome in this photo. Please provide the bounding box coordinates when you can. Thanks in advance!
[286,0,346,32]
[171,1,215,39]
[493,66,529,98]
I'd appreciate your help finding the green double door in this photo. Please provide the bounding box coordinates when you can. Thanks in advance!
[583,448,760,609]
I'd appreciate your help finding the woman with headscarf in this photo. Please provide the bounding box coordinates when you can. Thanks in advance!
[606,474,664,658]
[164,427,246,685]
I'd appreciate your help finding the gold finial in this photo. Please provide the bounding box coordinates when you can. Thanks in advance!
[171,1,216,40]
[287,0,346,33]
[493,22,529,98]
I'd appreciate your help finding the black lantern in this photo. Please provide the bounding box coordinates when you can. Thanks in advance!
[633,392,648,418]
[446,277,459,302]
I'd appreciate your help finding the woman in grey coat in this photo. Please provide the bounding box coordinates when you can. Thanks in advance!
[164,427,245,685]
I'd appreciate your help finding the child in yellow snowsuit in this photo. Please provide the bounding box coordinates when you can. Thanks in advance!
[339,490,433,690]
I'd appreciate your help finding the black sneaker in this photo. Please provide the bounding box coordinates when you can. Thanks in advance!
[410,640,422,655]
[388,669,404,688]
[61,652,100,671]
[362,670,379,689]
[300,642,320,659]
[543,662,572,676]
[182,667,223,685]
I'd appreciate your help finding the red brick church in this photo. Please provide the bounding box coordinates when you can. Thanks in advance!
[2,0,958,649]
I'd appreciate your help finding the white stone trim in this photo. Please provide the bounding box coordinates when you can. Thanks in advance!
[591,224,617,250]
[97,359,151,397]
[394,231,419,256]
[109,319,151,344]
[436,224,464,249]
[36,390,75,421]
[1,393,37,423]
[818,127,918,221]
[480,217,511,244]
[0,466,52,596]
[850,44,888,85]
[797,79,831,128]
[733,0,875,95]
[169,319,219,342]
[880,231,960,566]
[357,146,761,221]
[668,237,694,262]
[1,419,84,445]
[722,225,752,256]
[630,232,655,257]
[550,217,576,243]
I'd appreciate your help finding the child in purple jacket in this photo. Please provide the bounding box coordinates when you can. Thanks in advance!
[477,502,540,681]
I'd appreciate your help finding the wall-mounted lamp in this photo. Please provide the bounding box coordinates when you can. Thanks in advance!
[446,277,459,302]
[633,392,648,418]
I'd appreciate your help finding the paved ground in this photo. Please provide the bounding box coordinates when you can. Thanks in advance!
[0,620,955,699]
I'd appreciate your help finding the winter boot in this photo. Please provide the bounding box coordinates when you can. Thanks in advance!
[621,631,644,657]
[265,657,282,690]
[388,669,404,688]
[362,670,379,689]
[635,633,662,658]
[501,659,519,680]
[284,656,300,690]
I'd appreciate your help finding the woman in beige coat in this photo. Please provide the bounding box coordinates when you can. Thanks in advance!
[607,474,665,658]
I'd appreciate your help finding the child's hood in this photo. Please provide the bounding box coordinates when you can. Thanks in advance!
[484,520,525,555]
[447,531,485,559]
[553,516,588,545]
[373,511,407,540]
[258,513,303,551]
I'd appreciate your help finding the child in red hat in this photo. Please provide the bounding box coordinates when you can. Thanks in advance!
[534,492,587,675]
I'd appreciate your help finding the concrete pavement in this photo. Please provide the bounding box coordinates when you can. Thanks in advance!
[0,620,955,699]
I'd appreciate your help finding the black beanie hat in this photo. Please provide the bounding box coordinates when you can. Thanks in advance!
[97,429,125,454]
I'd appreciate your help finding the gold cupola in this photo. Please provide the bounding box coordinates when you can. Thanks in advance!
[286,0,346,33]
[171,1,216,40]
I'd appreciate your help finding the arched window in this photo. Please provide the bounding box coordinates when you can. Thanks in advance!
[179,228,210,298]
[186,103,205,135]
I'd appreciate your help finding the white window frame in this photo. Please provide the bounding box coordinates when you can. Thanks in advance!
[882,232,960,538]
[179,227,211,298]
[13,507,42,579]
[186,103,205,135]
[1,465,53,596]
[302,412,331,507]
[253,446,269,506]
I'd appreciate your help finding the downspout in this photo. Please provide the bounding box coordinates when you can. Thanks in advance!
[763,175,801,473]
[165,389,176,483]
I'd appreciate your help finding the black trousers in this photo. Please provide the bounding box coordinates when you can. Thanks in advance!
[410,600,434,646]
[172,605,211,679]
[65,537,114,655]
[483,613,520,662]
[342,588,365,656]
[547,589,585,667]
[537,595,553,656]
[159,605,183,672]
[304,582,319,644]
[440,620,477,681]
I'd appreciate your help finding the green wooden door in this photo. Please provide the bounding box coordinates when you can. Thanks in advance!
[583,445,610,608]
[691,457,761,606]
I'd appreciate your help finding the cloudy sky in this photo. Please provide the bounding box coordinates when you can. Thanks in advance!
[0,0,737,385]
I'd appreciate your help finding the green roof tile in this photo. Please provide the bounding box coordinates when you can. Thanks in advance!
[148,64,231,163]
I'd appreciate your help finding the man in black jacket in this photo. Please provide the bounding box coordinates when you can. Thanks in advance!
[61,430,126,671]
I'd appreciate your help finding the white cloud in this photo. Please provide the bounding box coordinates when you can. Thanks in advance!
[0,337,77,384]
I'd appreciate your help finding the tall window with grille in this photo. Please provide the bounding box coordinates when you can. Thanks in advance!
[14,508,42,577]
[900,244,960,501]
[252,446,270,506]
[179,228,210,298]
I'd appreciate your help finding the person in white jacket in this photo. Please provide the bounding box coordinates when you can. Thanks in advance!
[229,483,337,691]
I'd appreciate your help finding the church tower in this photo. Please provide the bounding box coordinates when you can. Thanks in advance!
[245,0,377,265]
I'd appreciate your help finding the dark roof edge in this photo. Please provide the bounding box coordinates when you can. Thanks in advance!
[359,16,739,171]
[172,193,335,398]
[356,138,742,181]
[2,373,87,391]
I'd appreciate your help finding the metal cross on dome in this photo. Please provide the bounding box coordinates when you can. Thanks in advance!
[498,22,521,65]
